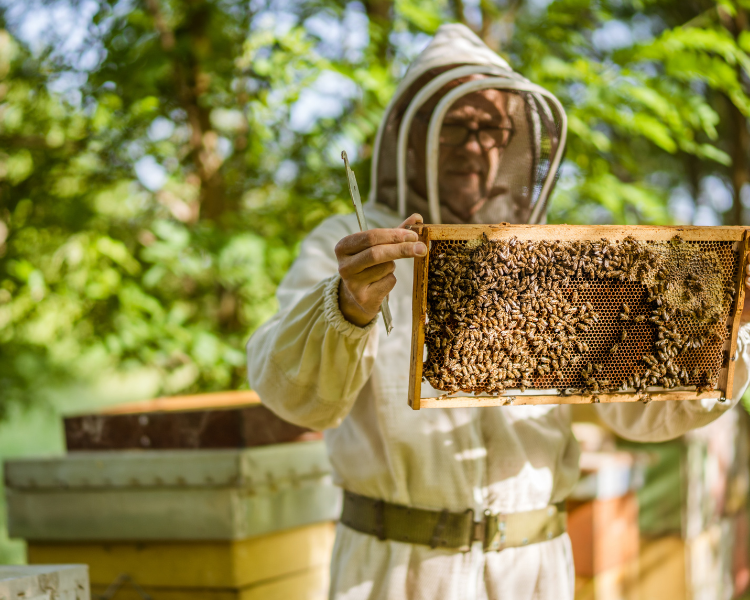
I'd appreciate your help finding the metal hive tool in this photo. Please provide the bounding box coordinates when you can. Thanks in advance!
[407,224,750,410]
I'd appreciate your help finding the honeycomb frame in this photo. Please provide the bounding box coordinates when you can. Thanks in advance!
[408,224,750,410]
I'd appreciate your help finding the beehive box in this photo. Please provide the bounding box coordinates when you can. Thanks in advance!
[574,518,742,600]
[409,224,749,409]
[567,452,643,579]
[5,442,341,541]
[64,391,319,451]
[567,492,639,578]
[635,522,736,600]
[573,560,639,600]
[27,523,334,600]
[85,568,328,600]
[27,524,334,589]
[618,404,749,539]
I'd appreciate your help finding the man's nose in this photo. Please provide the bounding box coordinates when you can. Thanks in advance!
[460,131,483,153]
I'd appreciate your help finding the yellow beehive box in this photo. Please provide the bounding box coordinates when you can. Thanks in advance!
[28,522,335,600]
[87,567,328,600]
[574,559,639,600]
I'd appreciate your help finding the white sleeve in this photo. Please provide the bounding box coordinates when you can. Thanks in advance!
[596,324,750,442]
[246,216,379,431]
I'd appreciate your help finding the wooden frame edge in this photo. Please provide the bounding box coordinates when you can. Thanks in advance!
[726,230,750,400]
[408,226,430,410]
[422,224,747,242]
[96,391,261,415]
[419,390,723,408]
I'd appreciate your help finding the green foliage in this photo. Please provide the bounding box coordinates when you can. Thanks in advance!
[1,0,750,415]
[508,0,750,224]
[0,2,355,412]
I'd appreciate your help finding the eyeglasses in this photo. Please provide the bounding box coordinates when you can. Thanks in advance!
[413,113,515,150]
[439,124,515,150]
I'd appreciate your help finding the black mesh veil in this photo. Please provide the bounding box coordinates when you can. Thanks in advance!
[526,91,565,222]
[420,74,567,226]
[368,25,567,226]
[369,58,566,225]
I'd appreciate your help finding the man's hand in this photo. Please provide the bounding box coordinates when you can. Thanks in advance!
[336,214,425,327]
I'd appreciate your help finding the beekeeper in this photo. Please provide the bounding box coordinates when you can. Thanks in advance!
[247,23,750,600]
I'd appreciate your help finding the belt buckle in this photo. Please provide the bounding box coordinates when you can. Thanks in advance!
[481,509,504,552]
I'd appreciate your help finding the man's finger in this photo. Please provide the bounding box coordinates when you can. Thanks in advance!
[343,242,427,274]
[365,272,398,303]
[399,213,423,229]
[335,228,419,257]
[354,261,396,285]
[341,261,396,288]
[340,242,427,276]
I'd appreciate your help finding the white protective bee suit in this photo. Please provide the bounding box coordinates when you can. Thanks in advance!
[246,23,750,600]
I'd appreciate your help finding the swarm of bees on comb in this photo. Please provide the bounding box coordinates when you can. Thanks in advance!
[423,235,737,400]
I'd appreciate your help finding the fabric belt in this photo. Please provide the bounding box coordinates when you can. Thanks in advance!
[340,490,567,553]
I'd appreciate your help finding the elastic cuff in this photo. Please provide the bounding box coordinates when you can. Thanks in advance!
[323,275,379,338]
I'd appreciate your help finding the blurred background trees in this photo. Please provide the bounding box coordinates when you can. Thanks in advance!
[1,0,750,416]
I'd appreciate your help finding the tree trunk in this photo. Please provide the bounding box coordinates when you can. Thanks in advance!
[730,101,749,226]
[453,0,468,26]
[719,5,749,225]
[144,0,239,331]
[479,0,522,51]
[144,0,229,223]
[480,0,494,43]
[363,0,393,64]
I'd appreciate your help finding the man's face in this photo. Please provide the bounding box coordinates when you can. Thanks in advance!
[409,88,512,222]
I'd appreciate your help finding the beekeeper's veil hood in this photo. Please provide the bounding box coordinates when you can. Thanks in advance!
[368,23,567,224]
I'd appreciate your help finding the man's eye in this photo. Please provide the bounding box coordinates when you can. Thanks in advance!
[439,126,468,145]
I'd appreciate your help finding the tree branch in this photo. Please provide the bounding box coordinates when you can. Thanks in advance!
[0,135,82,152]
[453,0,469,26]
[143,0,175,50]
